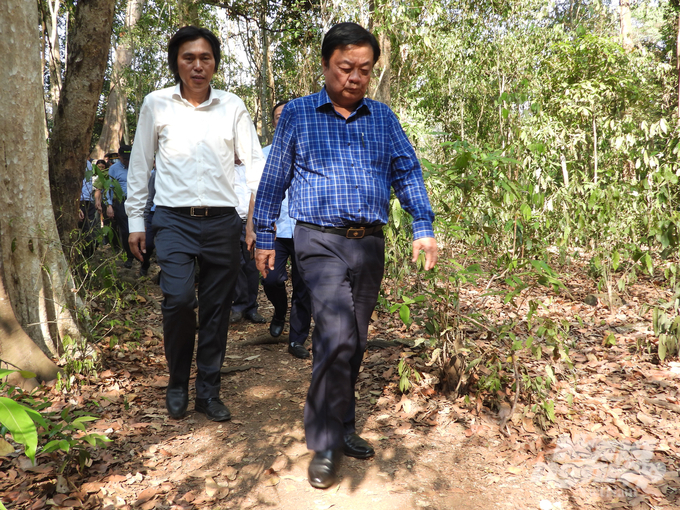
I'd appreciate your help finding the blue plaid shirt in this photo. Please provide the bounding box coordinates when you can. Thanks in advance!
[254,88,435,250]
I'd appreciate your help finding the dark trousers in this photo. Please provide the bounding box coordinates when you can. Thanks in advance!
[231,223,260,315]
[262,237,312,345]
[142,211,156,270]
[153,207,241,399]
[78,201,98,258]
[112,200,134,261]
[294,225,385,451]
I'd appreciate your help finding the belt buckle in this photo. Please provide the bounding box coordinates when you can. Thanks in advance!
[346,227,365,239]
[190,207,208,217]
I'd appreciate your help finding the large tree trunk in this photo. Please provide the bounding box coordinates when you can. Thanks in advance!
[0,0,82,379]
[49,0,116,248]
[91,0,145,160]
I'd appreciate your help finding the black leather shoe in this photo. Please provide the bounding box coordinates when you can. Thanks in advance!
[123,259,133,269]
[166,386,188,419]
[229,311,242,323]
[308,450,341,489]
[288,343,310,359]
[195,397,232,422]
[270,317,285,338]
[244,311,267,324]
[343,433,375,459]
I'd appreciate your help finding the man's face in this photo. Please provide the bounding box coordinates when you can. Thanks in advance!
[322,43,374,109]
[273,105,285,130]
[177,37,215,97]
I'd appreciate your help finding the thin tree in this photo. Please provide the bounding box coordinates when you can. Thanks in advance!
[91,0,146,160]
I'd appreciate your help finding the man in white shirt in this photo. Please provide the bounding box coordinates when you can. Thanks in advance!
[126,26,265,422]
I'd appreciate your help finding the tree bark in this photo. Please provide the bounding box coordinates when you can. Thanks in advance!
[677,12,680,119]
[48,0,116,248]
[0,0,81,377]
[620,0,633,50]
[91,0,145,160]
[370,31,391,106]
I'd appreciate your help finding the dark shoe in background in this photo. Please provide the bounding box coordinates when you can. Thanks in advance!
[288,343,311,359]
[343,433,375,459]
[229,311,243,323]
[270,317,285,337]
[244,311,267,324]
[195,397,232,422]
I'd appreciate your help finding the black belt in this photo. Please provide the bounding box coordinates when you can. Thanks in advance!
[162,206,236,217]
[298,221,383,239]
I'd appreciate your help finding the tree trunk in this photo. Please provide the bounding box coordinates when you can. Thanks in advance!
[91,0,145,160]
[48,0,116,248]
[259,0,270,143]
[620,0,633,50]
[39,0,64,125]
[677,12,680,119]
[370,32,391,106]
[0,0,82,378]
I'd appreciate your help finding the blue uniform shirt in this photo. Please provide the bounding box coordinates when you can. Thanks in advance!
[108,159,129,202]
[254,88,434,250]
[80,161,94,201]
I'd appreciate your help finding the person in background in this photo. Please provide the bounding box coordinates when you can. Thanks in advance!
[140,167,157,277]
[253,22,437,489]
[108,144,135,268]
[78,160,97,258]
[126,26,265,422]
[230,156,267,324]
[261,100,312,359]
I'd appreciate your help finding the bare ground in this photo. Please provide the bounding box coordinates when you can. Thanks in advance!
[2,256,680,510]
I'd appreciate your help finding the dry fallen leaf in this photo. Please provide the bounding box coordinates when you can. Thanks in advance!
[0,437,15,456]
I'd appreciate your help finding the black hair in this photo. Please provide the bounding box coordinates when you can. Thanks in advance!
[271,99,294,119]
[321,23,380,64]
[167,26,221,83]
[95,159,107,167]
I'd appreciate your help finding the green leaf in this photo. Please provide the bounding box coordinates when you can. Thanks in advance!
[612,250,620,271]
[0,397,38,462]
[399,304,411,325]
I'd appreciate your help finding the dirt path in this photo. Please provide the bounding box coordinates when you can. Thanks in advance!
[2,261,680,510]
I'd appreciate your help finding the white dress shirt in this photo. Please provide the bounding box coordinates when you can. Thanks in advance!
[126,84,265,232]
[262,144,294,238]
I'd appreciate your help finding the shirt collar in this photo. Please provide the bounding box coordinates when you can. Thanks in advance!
[316,87,371,118]
[172,83,220,107]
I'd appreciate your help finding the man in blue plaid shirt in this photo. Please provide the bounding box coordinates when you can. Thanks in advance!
[254,22,437,489]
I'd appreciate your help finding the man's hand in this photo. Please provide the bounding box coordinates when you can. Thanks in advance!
[106,205,114,219]
[78,209,84,221]
[245,224,256,259]
[412,237,438,271]
[129,232,146,262]
[255,249,275,279]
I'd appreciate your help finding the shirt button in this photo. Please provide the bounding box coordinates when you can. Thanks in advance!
[347,143,351,146]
